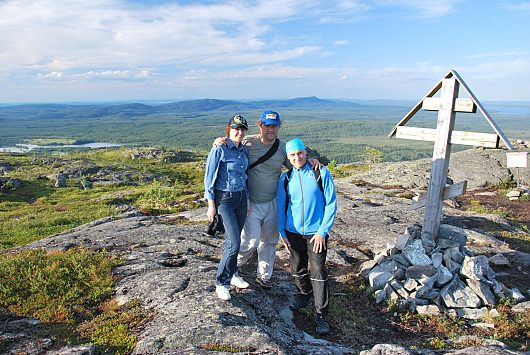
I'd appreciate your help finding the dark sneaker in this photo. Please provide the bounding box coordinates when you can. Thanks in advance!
[255,277,272,289]
[290,293,311,311]
[315,314,330,335]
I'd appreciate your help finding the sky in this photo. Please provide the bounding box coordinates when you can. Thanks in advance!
[1,0,529,103]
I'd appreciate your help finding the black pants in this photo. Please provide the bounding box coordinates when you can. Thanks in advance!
[286,231,329,316]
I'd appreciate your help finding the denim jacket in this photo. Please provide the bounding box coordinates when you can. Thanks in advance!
[204,139,249,200]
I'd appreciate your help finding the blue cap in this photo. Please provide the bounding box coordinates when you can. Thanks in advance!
[260,110,281,125]
[286,138,306,154]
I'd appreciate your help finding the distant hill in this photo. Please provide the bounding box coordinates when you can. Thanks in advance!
[0,97,364,120]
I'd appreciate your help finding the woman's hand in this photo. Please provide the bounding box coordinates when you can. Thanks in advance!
[206,200,216,222]
[280,237,291,254]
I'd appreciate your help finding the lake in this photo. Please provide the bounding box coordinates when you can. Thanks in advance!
[0,142,122,153]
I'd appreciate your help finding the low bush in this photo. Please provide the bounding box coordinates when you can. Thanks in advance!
[0,248,121,323]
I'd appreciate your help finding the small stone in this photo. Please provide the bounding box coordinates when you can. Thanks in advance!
[418,274,437,288]
[403,239,432,266]
[448,246,464,264]
[460,255,495,281]
[405,264,436,279]
[416,304,441,316]
[466,279,496,306]
[395,234,410,250]
[455,307,487,320]
[403,279,419,292]
[511,300,530,313]
[393,253,410,267]
[506,190,521,198]
[431,252,443,269]
[507,288,526,302]
[436,266,454,287]
[360,344,412,355]
[488,253,510,267]
[488,308,500,318]
[374,289,387,304]
[358,259,378,277]
[390,280,409,299]
[441,276,482,308]
[438,224,468,246]
[471,322,495,328]
[368,271,393,290]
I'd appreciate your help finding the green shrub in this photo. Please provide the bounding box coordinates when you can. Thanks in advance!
[0,248,121,323]
[77,299,151,355]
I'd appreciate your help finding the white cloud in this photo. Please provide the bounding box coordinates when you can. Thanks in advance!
[504,2,530,11]
[333,40,350,46]
[37,69,154,81]
[466,50,528,60]
[0,0,313,74]
[377,0,461,17]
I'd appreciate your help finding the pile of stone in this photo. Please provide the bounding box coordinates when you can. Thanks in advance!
[359,224,526,319]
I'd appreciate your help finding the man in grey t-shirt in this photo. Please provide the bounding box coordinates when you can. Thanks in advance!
[217,110,320,288]
[234,110,290,287]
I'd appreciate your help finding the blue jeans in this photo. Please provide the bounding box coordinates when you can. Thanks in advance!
[215,190,247,286]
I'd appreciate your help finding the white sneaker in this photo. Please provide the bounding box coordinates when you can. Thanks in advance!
[230,275,250,289]
[216,285,231,301]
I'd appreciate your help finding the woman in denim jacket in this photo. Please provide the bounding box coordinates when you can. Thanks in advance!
[204,115,250,301]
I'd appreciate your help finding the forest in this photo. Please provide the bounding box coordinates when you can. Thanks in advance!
[1,97,529,163]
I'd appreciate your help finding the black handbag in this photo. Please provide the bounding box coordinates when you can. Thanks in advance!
[207,214,224,236]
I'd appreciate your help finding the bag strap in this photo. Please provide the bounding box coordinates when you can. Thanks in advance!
[248,138,279,170]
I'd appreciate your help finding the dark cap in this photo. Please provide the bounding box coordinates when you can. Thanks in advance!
[228,115,248,129]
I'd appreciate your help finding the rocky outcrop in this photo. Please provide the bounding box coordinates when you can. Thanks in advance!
[2,147,529,354]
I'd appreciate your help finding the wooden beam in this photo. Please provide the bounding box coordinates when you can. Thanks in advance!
[450,70,513,150]
[411,181,467,209]
[395,126,500,147]
[387,71,450,139]
[450,130,499,148]
[422,77,459,241]
[422,97,476,113]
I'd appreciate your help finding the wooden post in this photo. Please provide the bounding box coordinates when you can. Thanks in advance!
[421,78,459,244]
[388,70,513,246]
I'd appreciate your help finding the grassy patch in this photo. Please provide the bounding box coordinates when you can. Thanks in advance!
[0,248,121,322]
[328,161,370,178]
[77,299,152,354]
[0,149,205,249]
[199,343,257,352]
[0,182,117,248]
[0,248,152,354]
[465,198,514,219]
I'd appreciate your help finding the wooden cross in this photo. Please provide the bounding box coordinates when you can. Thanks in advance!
[388,70,513,244]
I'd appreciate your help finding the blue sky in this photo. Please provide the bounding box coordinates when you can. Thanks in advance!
[1,0,529,103]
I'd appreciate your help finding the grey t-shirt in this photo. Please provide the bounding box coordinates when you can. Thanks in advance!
[243,135,291,203]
